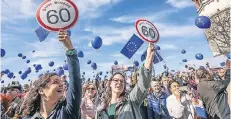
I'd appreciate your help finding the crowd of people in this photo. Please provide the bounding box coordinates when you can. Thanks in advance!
[0,31,230,119]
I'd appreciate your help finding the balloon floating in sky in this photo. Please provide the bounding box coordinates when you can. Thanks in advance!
[1,49,6,57]
[226,52,230,59]
[106,71,109,74]
[49,61,54,67]
[181,49,186,54]
[7,72,14,79]
[32,50,35,53]
[35,70,39,73]
[87,60,91,64]
[21,73,28,80]
[91,62,97,70]
[99,71,102,75]
[114,60,118,65]
[63,63,68,70]
[22,56,26,59]
[91,36,102,50]
[195,16,211,29]
[195,53,203,60]
[18,71,22,74]
[77,51,84,58]
[26,60,30,63]
[220,62,226,67]
[182,59,187,62]
[18,53,23,57]
[25,68,31,74]
[13,76,16,79]
[4,69,10,74]
[83,72,85,75]
[134,61,139,67]
[56,68,64,77]
[35,64,42,70]
[1,80,4,83]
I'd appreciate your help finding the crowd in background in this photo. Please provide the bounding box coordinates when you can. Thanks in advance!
[0,31,230,119]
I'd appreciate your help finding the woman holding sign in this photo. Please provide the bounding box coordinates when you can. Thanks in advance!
[21,31,82,119]
[96,44,155,119]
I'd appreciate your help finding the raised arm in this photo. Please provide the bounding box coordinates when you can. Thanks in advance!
[128,44,154,107]
[58,30,82,117]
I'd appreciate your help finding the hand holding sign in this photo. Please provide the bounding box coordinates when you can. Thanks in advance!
[36,0,78,32]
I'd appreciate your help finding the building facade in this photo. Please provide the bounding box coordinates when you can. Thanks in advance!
[192,0,230,56]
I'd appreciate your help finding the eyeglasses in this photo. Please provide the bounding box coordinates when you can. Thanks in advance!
[87,87,96,90]
[112,78,124,83]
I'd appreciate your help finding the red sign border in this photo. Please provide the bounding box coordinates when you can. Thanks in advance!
[135,19,160,43]
[36,0,79,32]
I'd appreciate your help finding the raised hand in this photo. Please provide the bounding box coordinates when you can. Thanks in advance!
[58,30,73,50]
[144,43,155,69]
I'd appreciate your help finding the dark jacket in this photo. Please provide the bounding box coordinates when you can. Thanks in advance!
[6,96,21,118]
[96,66,152,119]
[24,49,82,119]
[147,92,171,119]
[197,69,230,119]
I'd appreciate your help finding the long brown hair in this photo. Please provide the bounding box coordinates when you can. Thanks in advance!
[103,72,126,107]
[82,83,97,99]
[21,73,58,117]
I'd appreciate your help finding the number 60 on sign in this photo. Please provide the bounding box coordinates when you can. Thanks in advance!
[36,0,79,32]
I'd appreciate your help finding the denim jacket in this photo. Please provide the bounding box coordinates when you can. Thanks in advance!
[147,92,171,119]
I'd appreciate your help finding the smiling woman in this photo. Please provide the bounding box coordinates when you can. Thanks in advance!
[20,30,82,119]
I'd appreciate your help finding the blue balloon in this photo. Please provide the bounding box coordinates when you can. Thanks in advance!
[155,45,160,50]
[1,80,4,83]
[28,79,31,82]
[114,60,118,65]
[47,70,50,73]
[220,62,226,67]
[22,56,26,59]
[134,61,139,67]
[35,70,39,73]
[56,68,64,77]
[18,71,22,74]
[32,50,35,53]
[182,59,187,62]
[106,71,109,74]
[91,36,102,49]
[77,51,84,58]
[99,71,102,75]
[26,60,30,63]
[181,49,186,54]
[195,53,203,60]
[4,69,10,74]
[35,64,42,70]
[49,61,54,67]
[83,72,85,74]
[1,71,5,74]
[1,49,6,57]
[195,16,211,29]
[33,64,36,67]
[18,53,23,57]
[91,62,97,70]
[87,60,91,64]
[63,63,68,70]
[163,65,167,69]
[13,76,16,79]
[25,68,31,74]
[226,52,230,59]
[7,72,14,79]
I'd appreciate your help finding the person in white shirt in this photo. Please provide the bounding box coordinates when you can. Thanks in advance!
[166,80,195,119]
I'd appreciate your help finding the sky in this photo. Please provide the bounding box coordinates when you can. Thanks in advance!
[0,0,220,85]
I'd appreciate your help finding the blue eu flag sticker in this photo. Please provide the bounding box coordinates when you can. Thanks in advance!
[35,26,50,42]
[120,34,144,59]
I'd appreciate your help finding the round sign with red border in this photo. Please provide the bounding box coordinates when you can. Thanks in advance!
[36,0,79,32]
[135,19,159,43]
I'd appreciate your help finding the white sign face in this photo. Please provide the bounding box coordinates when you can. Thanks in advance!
[36,0,78,32]
[135,19,159,43]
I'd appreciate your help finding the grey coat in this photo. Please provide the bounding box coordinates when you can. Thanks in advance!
[96,66,152,119]
[197,69,230,119]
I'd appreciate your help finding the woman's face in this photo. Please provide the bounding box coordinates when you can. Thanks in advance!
[162,77,169,86]
[151,81,161,93]
[40,75,64,101]
[85,84,96,98]
[170,82,180,95]
[110,74,125,95]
